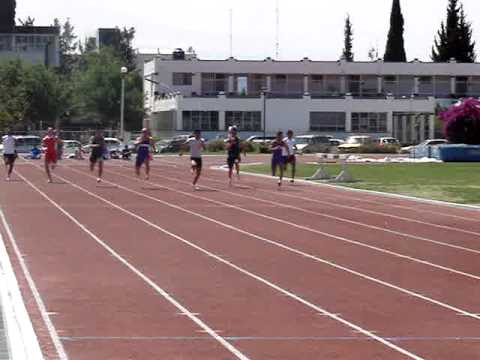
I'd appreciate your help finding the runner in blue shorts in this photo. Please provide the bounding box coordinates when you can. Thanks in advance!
[225,126,243,186]
[135,128,156,180]
[271,131,288,188]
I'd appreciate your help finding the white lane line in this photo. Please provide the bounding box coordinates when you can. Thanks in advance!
[147,167,480,256]
[0,211,44,360]
[103,167,480,282]
[13,170,250,360]
[65,166,480,320]
[193,167,480,238]
[25,169,424,360]
[0,209,67,360]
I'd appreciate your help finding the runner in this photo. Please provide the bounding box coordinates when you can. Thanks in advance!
[89,130,106,183]
[135,128,156,180]
[2,130,17,181]
[225,126,243,186]
[182,130,206,190]
[284,130,297,183]
[271,131,288,188]
[42,127,58,183]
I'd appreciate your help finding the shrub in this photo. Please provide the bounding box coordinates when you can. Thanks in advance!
[257,143,271,153]
[206,139,226,153]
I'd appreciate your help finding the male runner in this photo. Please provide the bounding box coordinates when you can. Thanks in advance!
[284,130,297,183]
[135,128,156,180]
[225,126,243,186]
[271,131,288,188]
[183,130,206,190]
[2,130,17,181]
[89,129,106,183]
[42,128,58,183]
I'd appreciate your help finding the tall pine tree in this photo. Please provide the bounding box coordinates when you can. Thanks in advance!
[342,15,354,62]
[432,0,476,63]
[384,0,407,62]
[0,0,16,33]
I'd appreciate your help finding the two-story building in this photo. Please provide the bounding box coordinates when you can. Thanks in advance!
[144,52,480,143]
[0,26,60,67]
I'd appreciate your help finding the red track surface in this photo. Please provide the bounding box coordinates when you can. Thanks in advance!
[1,155,480,359]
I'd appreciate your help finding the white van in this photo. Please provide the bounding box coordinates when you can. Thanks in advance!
[0,135,42,154]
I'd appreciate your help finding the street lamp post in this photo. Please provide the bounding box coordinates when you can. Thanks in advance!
[120,66,128,142]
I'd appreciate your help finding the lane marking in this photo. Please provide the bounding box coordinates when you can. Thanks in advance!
[0,208,67,360]
[62,166,480,321]
[13,169,250,360]
[142,166,480,256]
[21,166,425,359]
[102,166,480,282]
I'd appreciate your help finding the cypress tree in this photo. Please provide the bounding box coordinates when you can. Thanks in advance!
[384,0,407,62]
[432,0,476,63]
[0,0,16,33]
[342,15,354,62]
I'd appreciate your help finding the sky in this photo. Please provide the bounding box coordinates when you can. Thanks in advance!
[16,0,480,61]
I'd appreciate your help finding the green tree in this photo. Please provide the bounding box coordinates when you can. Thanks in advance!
[342,15,354,62]
[18,16,35,26]
[53,18,78,76]
[384,0,407,62]
[0,0,16,33]
[0,60,28,130]
[432,0,476,62]
[73,49,144,130]
[116,27,137,70]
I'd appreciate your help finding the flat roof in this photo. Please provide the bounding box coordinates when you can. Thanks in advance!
[13,26,60,35]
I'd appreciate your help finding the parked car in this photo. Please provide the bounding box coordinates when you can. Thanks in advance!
[245,136,276,144]
[377,137,400,146]
[338,136,374,150]
[295,135,332,154]
[401,139,448,153]
[329,138,345,147]
[0,135,42,154]
[62,140,82,157]
[158,135,194,153]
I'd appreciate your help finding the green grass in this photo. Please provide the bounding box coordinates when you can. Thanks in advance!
[243,163,480,205]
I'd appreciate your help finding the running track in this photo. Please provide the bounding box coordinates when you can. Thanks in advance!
[1,155,480,359]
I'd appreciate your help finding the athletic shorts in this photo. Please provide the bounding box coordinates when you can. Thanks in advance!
[90,148,104,163]
[286,155,296,164]
[272,155,285,168]
[191,157,202,169]
[45,151,57,164]
[227,156,240,169]
[136,151,149,168]
[3,153,17,164]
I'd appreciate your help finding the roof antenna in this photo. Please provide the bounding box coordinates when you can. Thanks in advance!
[275,0,280,59]
[229,8,233,58]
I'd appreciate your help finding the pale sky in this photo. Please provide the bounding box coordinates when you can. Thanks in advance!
[16,0,480,61]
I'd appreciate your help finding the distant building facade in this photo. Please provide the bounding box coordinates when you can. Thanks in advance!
[0,26,60,66]
[143,53,480,143]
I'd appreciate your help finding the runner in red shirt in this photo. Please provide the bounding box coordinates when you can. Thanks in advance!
[42,127,57,183]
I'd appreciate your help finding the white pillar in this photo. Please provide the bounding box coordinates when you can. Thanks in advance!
[228,75,235,94]
[176,110,183,131]
[377,76,383,94]
[429,114,435,139]
[219,111,226,131]
[450,76,456,95]
[303,75,309,94]
[410,115,417,144]
[266,75,272,92]
[192,72,202,95]
[345,112,352,132]
[340,76,347,94]
[402,115,408,144]
[387,112,393,135]
[414,77,420,94]
[420,115,426,142]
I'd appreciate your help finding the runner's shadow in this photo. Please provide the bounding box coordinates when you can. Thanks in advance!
[141,186,167,191]
[96,184,118,189]
[5,179,24,183]
[194,188,218,192]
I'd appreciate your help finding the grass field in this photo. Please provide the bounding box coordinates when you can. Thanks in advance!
[243,163,480,205]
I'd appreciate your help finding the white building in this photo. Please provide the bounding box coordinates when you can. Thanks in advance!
[144,53,480,143]
[0,26,60,67]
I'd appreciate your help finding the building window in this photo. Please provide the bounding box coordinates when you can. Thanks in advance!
[183,111,219,131]
[226,112,262,131]
[310,112,346,132]
[351,113,388,133]
[173,73,193,86]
